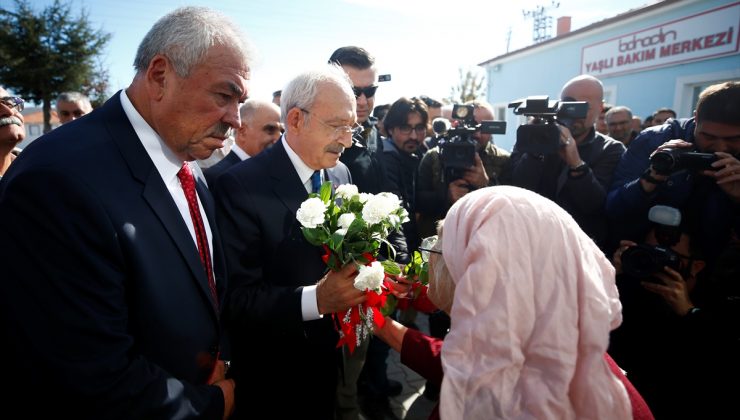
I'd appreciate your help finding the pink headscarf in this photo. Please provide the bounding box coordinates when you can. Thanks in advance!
[439,186,631,419]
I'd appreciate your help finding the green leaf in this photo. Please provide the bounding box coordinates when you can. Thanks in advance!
[381,295,398,317]
[381,260,401,275]
[320,181,333,203]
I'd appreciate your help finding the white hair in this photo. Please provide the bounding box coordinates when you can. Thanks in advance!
[280,64,353,123]
[133,6,254,77]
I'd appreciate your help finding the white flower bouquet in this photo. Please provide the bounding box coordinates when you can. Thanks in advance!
[296,182,409,352]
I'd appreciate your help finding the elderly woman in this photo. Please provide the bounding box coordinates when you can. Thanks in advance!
[376,185,653,419]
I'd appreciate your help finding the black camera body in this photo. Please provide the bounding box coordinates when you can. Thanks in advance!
[621,244,682,279]
[435,104,506,183]
[508,96,588,155]
[650,147,718,175]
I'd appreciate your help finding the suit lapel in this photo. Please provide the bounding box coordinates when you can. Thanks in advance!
[266,141,310,216]
[103,92,220,318]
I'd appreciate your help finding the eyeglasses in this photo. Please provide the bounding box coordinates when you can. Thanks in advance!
[418,235,442,262]
[1,96,24,112]
[353,85,378,99]
[300,108,363,139]
[397,124,427,135]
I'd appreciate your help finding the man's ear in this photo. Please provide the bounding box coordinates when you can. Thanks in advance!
[145,55,170,101]
[286,107,304,133]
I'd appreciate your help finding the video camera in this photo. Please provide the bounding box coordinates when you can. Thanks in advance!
[650,148,717,175]
[433,104,506,184]
[508,95,588,155]
[621,205,683,279]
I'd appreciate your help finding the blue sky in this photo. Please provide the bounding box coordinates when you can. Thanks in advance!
[18,0,653,106]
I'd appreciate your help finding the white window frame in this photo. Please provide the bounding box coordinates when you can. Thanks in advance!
[673,69,740,118]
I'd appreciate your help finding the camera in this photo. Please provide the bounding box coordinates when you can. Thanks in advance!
[650,148,717,175]
[433,104,506,183]
[508,95,588,155]
[621,244,682,278]
[621,205,684,279]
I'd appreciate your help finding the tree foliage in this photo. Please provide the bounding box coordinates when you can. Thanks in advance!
[449,67,486,104]
[0,0,111,132]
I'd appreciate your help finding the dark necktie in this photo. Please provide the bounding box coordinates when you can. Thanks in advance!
[177,163,218,309]
[311,170,322,193]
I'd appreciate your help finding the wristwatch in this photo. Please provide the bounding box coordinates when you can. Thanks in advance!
[568,161,588,177]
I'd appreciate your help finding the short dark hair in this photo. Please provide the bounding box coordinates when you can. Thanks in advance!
[328,46,374,69]
[652,107,676,118]
[272,90,281,98]
[695,81,740,126]
[419,95,442,109]
[384,97,428,133]
[373,104,390,120]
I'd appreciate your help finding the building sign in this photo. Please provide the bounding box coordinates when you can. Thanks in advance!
[581,2,739,77]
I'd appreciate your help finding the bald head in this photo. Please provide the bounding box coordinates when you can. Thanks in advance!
[560,75,604,142]
[236,99,282,157]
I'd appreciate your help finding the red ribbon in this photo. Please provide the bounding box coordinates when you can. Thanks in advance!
[329,252,391,354]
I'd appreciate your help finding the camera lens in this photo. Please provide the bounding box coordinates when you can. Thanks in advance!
[650,150,677,175]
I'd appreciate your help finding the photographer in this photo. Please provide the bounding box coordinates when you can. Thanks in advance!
[606,81,740,266]
[416,100,510,239]
[608,209,739,419]
[504,75,626,250]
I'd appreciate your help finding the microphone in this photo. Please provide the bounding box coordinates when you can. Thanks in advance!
[432,117,451,135]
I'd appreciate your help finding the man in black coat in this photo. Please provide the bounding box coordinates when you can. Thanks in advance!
[213,66,364,419]
[0,6,249,419]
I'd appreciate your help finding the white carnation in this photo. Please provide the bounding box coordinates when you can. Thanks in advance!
[358,193,371,203]
[337,213,356,229]
[335,184,359,200]
[362,193,402,225]
[354,261,385,292]
[296,197,328,228]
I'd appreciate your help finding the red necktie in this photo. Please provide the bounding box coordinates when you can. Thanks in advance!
[177,162,218,309]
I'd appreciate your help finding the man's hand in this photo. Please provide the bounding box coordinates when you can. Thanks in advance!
[447,179,470,204]
[612,240,637,275]
[316,263,366,314]
[707,151,740,203]
[462,154,489,189]
[641,266,694,316]
[207,360,226,385]
[640,139,692,192]
[387,272,413,299]
[214,378,235,420]
[556,125,583,168]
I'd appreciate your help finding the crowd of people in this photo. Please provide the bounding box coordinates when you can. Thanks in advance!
[0,5,738,420]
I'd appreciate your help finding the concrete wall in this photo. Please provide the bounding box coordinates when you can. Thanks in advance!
[483,0,740,152]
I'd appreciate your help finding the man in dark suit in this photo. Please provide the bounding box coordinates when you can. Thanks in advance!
[213,65,365,419]
[204,98,282,186]
[0,6,250,419]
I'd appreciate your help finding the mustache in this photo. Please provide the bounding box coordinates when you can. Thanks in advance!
[208,122,233,139]
[325,144,345,154]
[0,116,23,127]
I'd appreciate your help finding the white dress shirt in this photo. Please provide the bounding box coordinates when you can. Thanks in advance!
[119,90,215,279]
[282,137,323,320]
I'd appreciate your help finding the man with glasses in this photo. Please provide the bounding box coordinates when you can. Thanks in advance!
[606,105,636,146]
[0,87,25,178]
[204,99,282,186]
[212,65,363,419]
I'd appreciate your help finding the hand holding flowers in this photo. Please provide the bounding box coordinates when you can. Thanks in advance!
[297,182,409,352]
